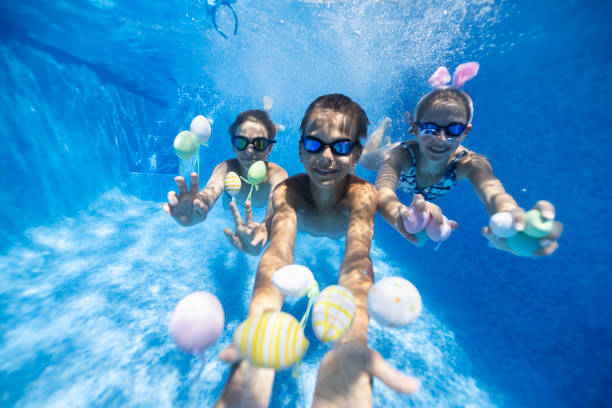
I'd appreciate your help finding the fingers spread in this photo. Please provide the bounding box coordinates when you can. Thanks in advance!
[167,191,179,206]
[534,200,555,220]
[193,198,206,216]
[174,176,188,195]
[189,173,200,193]
[244,201,253,225]
[223,228,242,250]
[367,349,420,394]
[229,201,244,228]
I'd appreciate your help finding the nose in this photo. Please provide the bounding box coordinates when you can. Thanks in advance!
[319,145,334,161]
[435,130,452,144]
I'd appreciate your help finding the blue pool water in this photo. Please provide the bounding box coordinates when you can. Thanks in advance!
[1,1,611,407]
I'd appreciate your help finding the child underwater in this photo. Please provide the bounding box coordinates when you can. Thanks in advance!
[215,94,420,408]
[376,62,563,255]
[163,109,288,255]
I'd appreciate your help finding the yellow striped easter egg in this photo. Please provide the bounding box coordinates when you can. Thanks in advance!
[233,311,309,370]
[312,285,356,343]
[223,171,242,196]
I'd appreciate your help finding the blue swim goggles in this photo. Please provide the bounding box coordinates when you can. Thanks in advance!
[300,136,357,156]
[418,122,467,139]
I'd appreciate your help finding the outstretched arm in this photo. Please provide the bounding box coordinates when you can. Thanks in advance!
[163,162,227,226]
[312,181,420,407]
[459,153,563,256]
[215,180,298,408]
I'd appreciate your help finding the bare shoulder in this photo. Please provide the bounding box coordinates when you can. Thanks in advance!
[266,161,289,181]
[272,174,308,209]
[347,175,377,209]
[456,149,494,180]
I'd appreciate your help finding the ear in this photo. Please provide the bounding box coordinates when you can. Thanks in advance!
[463,123,473,139]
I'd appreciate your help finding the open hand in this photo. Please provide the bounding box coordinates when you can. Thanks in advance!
[482,200,563,256]
[312,340,419,408]
[223,201,268,255]
[163,173,209,226]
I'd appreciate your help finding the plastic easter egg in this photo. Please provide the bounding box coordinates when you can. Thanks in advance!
[367,277,422,327]
[507,231,541,257]
[170,291,225,355]
[223,171,242,196]
[523,209,554,238]
[489,212,517,238]
[190,115,212,145]
[247,161,267,185]
[272,264,315,298]
[402,206,430,234]
[233,311,309,370]
[173,130,198,159]
[312,285,356,343]
[425,215,452,242]
[414,230,429,247]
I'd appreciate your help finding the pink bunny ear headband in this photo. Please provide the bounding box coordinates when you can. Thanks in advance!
[421,62,479,124]
[428,62,480,89]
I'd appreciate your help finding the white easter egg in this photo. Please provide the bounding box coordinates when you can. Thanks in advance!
[272,264,315,298]
[367,277,422,327]
[312,285,356,343]
[489,212,517,238]
[190,115,212,145]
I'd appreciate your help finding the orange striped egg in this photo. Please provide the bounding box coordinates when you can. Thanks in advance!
[223,171,241,196]
[233,311,309,370]
[312,285,356,343]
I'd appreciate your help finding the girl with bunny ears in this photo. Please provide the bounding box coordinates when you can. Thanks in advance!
[376,62,563,256]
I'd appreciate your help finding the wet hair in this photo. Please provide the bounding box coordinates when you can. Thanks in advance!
[299,94,369,143]
[229,109,277,140]
[414,87,474,124]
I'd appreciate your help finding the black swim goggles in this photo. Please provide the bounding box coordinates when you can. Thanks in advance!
[418,122,467,138]
[231,136,276,151]
[300,136,357,156]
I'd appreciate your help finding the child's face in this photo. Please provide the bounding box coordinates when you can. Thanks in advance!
[231,120,273,174]
[414,100,471,162]
[299,110,361,188]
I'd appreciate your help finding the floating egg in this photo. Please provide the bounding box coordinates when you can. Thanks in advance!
[425,215,452,242]
[169,291,225,355]
[367,277,422,327]
[489,212,517,238]
[507,232,541,257]
[272,264,316,298]
[402,205,430,234]
[173,130,198,159]
[312,285,356,343]
[233,311,309,370]
[223,171,242,196]
[190,115,212,145]
[523,209,554,238]
[247,161,267,185]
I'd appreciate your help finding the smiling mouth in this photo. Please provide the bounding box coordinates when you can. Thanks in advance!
[428,146,450,154]
[314,168,337,176]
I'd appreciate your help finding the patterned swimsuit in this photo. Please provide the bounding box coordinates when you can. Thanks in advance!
[397,142,469,201]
